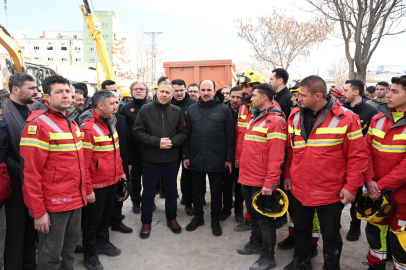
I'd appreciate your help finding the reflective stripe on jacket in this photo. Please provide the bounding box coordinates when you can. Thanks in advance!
[80,110,124,192]
[365,105,406,204]
[238,102,287,189]
[235,102,253,160]
[284,100,368,206]
[20,101,87,218]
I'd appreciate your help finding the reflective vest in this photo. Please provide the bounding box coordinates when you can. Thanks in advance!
[20,101,88,219]
[284,101,368,206]
[235,102,253,160]
[365,107,406,204]
[81,110,124,191]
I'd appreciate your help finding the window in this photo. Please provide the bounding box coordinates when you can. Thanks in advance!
[61,43,65,45]
[61,58,67,62]
[21,46,25,49]
[75,58,81,62]
[48,42,52,45]
[34,46,39,50]
[47,46,53,50]
[103,35,108,39]
[61,47,67,50]
[48,58,53,61]
[34,57,39,60]
[121,37,126,41]
[73,35,77,39]
[89,58,95,63]
[89,47,94,51]
[102,23,108,27]
[75,47,80,51]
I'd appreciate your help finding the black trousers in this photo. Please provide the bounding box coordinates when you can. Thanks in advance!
[222,167,243,213]
[180,161,193,205]
[111,162,130,227]
[83,184,116,258]
[130,154,143,204]
[141,160,178,224]
[241,185,276,254]
[4,196,36,270]
[349,187,363,230]
[191,171,223,222]
[291,194,344,270]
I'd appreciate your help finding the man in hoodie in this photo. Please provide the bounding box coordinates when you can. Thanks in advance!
[183,80,235,237]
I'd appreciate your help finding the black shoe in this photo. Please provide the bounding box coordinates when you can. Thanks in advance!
[203,199,207,205]
[111,223,133,234]
[365,263,385,270]
[283,257,313,270]
[233,219,252,232]
[140,224,151,239]
[211,221,222,236]
[167,220,182,234]
[275,215,288,229]
[132,201,140,214]
[346,227,361,241]
[310,245,318,258]
[23,263,37,270]
[74,245,84,253]
[249,251,276,270]
[220,208,231,221]
[159,190,166,198]
[185,204,194,216]
[152,202,156,212]
[186,217,204,231]
[180,198,186,205]
[97,242,121,257]
[235,211,244,223]
[83,255,103,270]
[277,235,295,250]
[237,242,262,255]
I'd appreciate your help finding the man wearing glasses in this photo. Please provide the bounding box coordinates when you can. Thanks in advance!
[187,83,200,101]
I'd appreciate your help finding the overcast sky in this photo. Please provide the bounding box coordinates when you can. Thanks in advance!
[3,0,406,79]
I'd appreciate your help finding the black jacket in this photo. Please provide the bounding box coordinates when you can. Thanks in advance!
[133,98,187,163]
[171,92,196,117]
[274,87,293,120]
[0,120,11,164]
[183,95,235,172]
[115,113,132,176]
[344,100,378,136]
[227,102,239,128]
[119,97,148,156]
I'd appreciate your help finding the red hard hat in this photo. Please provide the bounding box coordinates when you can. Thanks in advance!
[330,87,344,98]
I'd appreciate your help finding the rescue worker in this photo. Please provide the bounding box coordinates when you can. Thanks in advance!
[330,86,344,101]
[79,90,126,270]
[363,76,406,270]
[343,79,378,242]
[236,83,287,270]
[283,75,368,270]
[234,70,263,232]
[366,82,389,110]
[120,90,132,104]
[20,75,93,270]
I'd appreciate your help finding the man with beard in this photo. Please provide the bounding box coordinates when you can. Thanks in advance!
[73,89,85,113]
[3,73,38,270]
[73,82,90,112]
[366,82,389,111]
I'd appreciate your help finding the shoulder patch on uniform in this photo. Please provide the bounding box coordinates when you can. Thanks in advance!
[81,132,85,139]
[27,125,37,135]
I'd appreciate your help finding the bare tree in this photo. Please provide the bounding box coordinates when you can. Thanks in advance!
[111,40,136,80]
[302,0,406,82]
[327,57,349,87]
[235,9,332,70]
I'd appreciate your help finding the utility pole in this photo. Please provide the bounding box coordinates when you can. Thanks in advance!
[4,0,9,29]
[144,32,162,86]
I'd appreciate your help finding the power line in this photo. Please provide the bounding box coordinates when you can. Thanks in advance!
[144,32,162,85]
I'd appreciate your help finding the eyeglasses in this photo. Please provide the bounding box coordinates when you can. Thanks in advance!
[111,89,118,92]
[132,88,146,91]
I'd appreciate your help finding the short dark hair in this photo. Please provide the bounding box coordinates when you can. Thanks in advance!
[376,81,389,89]
[345,79,365,96]
[73,82,88,98]
[253,83,275,101]
[366,86,376,94]
[171,79,186,88]
[187,83,199,90]
[91,89,115,109]
[230,85,243,94]
[0,88,10,100]
[101,80,116,89]
[199,80,216,91]
[391,77,406,91]
[8,72,35,91]
[157,76,169,85]
[300,75,327,98]
[0,95,4,109]
[75,89,84,96]
[272,68,289,85]
[42,75,71,95]
[330,86,336,88]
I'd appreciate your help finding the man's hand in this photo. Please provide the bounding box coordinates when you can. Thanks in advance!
[160,138,172,149]
[183,159,190,169]
[262,187,273,196]
[365,181,382,201]
[225,162,233,174]
[86,191,96,203]
[34,213,51,234]
[128,165,132,172]
[120,173,127,181]
[283,178,292,190]
[339,188,356,205]
[235,159,239,168]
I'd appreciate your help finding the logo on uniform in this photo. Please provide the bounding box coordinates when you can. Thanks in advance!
[81,132,85,139]
[27,125,37,135]
[280,124,287,131]
[130,108,135,112]
[357,119,361,127]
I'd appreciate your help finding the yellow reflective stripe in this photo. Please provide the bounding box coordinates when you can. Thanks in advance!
[307,139,343,146]
[239,115,247,119]
[393,134,406,140]
[371,128,386,139]
[294,129,301,136]
[252,126,268,134]
[292,140,306,148]
[49,141,83,152]
[368,127,373,136]
[372,140,406,153]
[267,132,287,141]
[316,125,347,135]
[93,141,120,151]
[76,129,81,137]
[94,132,118,142]
[244,134,267,143]
[347,129,363,140]
[238,122,248,128]
[288,126,293,133]
[113,132,118,139]
[20,138,49,150]
[83,142,93,149]
[49,133,74,140]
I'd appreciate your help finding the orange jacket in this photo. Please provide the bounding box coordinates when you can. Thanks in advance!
[365,105,406,204]
[20,101,88,218]
[238,102,287,189]
[284,100,368,206]
[235,101,253,160]
[80,110,124,193]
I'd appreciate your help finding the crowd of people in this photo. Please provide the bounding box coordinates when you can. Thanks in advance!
[0,69,405,270]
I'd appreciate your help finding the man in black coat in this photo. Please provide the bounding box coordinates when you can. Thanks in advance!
[171,79,196,216]
[183,80,235,237]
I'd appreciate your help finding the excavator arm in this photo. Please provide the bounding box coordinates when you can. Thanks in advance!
[0,25,26,73]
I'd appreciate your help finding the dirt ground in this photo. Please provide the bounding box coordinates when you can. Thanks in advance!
[73,180,394,270]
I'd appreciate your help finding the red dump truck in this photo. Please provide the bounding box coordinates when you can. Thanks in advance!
[163,59,237,89]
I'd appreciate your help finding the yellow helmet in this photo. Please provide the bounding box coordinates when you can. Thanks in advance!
[289,79,302,93]
[153,84,158,90]
[394,226,406,251]
[252,188,289,218]
[121,90,131,98]
[237,70,263,86]
[356,193,396,223]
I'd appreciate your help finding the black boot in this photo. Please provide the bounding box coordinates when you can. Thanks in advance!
[310,245,318,258]
[274,213,288,229]
[367,264,386,270]
[83,255,103,270]
[211,220,222,236]
[220,208,231,221]
[233,219,252,232]
[74,245,84,253]
[96,231,121,257]
[346,226,361,241]
[277,235,295,250]
[235,211,244,223]
[249,251,277,270]
[186,216,204,231]
[283,257,313,270]
[132,201,140,214]
[237,241,262,255]
[185,204,194,216]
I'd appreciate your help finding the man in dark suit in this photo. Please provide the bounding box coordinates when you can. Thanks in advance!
[3,73,38,270]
